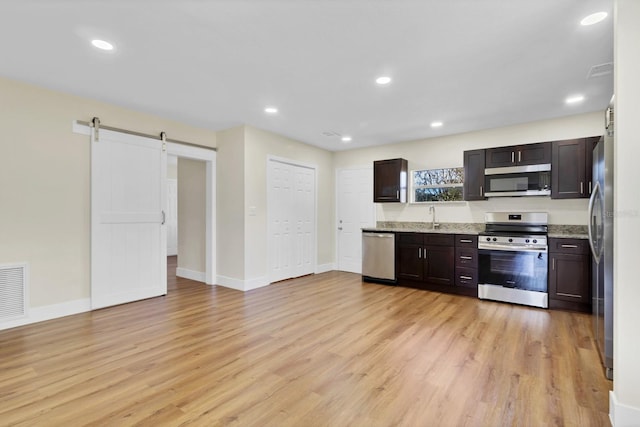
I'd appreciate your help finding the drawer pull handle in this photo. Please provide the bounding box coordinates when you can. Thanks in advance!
[460,239,472,243]
[460,275,473,280]
[561,244,578,248]
[460,256,473,260]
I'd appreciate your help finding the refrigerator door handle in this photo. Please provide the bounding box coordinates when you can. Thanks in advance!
[587,181,603,264]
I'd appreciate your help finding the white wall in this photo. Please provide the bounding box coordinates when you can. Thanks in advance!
[335,112,603,225]
[611,0,640,423]
[0,76,216,317]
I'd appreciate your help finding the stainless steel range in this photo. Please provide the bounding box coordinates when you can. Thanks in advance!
[477,212,549,308]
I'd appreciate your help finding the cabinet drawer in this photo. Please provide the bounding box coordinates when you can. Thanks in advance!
[397,232,422,245]
[455,267,478,288]
[424,234,454,246]
[455,247,477,268]
[455,234,478,248]
[549,238,589,254]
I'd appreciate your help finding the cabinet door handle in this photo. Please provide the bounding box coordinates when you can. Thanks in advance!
[580,182,584,194]
[161,210,166,225]
[511,151,515,163]
[561,244,578,248]
[418,248,422,259]
[396,190,399,199]
[552,258,555,270]
[460,239,472,243]
[589,181,592,194]
[480,185,483,196]
[557,292,581,298]
[460,256,473,260]
[460,275,473,280]
[518,151,522,162]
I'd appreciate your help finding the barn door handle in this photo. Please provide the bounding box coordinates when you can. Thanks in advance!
[161,210,166,225]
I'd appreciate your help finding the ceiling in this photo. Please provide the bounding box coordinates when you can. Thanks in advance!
[0,0,613,151]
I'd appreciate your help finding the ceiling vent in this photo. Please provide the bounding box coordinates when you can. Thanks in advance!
[587,62,613,79]
[322,131,342,137]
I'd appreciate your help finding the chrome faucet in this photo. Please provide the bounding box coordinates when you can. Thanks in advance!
[429,205,440,229]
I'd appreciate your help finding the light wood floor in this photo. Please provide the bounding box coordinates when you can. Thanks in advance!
[0,257,612,426]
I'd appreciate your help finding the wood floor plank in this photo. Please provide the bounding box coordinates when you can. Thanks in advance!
[0,258,611,426]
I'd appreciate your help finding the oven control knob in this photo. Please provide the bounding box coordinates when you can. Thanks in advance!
[492,238,497,242]
[525,239,530,243]
[532,239,537,244]
[508,238,513,243]
[486,237,491,242]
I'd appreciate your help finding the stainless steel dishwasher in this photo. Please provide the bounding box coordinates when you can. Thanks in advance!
[362,231,396,284]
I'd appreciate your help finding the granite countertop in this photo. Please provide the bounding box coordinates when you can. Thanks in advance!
[363,222,483,235]
[363,222,589,239]
[547,225,588,239]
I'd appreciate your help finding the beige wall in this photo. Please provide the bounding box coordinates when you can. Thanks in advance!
[215,125,334,285]
[0,76,216,309]
[177,158,206,274]
[244,126,335,280]
[216,126,246,280]
[335,112,603,225]
[613,0,640,417]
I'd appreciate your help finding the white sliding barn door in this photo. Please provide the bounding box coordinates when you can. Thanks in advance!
[91,128,167,309]
[337,168,375,273]
[268,159,316,283]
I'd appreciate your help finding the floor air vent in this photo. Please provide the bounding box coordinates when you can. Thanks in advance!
[0,263,27,320]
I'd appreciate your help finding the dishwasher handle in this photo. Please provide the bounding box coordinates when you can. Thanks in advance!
[363,232,395,239]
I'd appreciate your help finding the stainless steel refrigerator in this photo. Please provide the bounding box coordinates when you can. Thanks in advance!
[588,105,614,380]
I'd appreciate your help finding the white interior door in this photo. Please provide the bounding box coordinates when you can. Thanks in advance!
[166,178,178,256]
[91,128,167,309]
[268,159,316,283]
[337,167,375,273]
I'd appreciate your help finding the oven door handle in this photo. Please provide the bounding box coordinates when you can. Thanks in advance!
[478,243,548,253]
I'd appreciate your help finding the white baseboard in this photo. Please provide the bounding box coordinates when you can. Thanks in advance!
[315,263,335,274]
[176,267,206,283]
[0,298,91,331]
[610,390,640,426]
[216,275,270,292]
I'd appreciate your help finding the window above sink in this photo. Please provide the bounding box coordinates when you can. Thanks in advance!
[411,167,465,203]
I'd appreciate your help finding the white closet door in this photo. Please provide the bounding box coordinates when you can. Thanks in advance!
[268,159,315,283]
[293,166,315,278]
[166,178,178,256]
[337,168,374,273]
[91,128,167,309]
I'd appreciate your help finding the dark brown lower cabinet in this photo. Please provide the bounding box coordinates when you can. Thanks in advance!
[454,234,478,291]
[548,238,591,312]
[396,232,474,297]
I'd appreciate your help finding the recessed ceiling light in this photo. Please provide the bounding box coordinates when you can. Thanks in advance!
[580,12,608,26]
[375,76,392,85]
[264,106,278,114]
[431,121,443,128]
[341,136,352,143]
[565,95,585,104]
[91,39,114,51]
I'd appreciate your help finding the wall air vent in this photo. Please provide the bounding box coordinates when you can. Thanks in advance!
[587,62,613,79]
[0,263,28,320]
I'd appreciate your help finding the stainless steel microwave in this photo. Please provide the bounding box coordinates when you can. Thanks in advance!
[483,164,551,197]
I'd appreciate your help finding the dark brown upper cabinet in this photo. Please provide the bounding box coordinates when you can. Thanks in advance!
[463,149,486,201]
[373,158,408,203]
[551,136,601,199]
[485,142,551,168]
